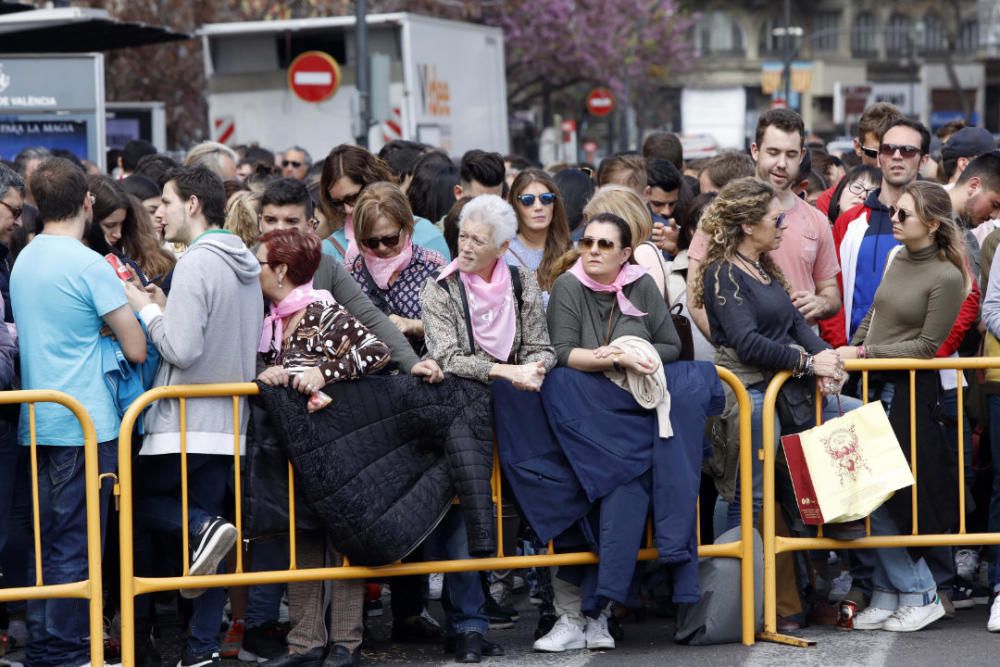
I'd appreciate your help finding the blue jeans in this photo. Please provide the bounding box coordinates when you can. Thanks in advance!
[137,453,231,655]
[0,417,29,599]
[245,538,287,629]
[869,504,937,609]
[719,389,864,535]
[422,507,489,637]
[26,441,118,667]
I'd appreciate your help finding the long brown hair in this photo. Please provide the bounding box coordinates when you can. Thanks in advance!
[689,177,785,309]
[903,180,971,293]
[87,175,176,283]
[508,168,570,291]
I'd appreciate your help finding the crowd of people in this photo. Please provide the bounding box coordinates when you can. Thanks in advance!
[2,101,1000,666]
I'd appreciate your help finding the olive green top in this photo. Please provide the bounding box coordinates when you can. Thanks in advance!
[850,244,966,358]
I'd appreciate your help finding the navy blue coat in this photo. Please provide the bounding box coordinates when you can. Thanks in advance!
[493,361,724,609]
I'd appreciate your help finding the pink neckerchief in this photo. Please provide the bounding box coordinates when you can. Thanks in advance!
[568,258,648,316]
[258,280,336,354]
[362,235,414,289]
[342,215,360,264]
[437,258,516,362]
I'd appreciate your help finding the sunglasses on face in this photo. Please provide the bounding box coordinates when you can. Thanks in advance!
[579,236,617,251]
[517,192,557,207]
[282,160,303,169]
[360,233,401,250]
[889,206,912,223]
[879,144,921,159]
[0,200,22,220]
[328,189,362,212]
[860,145,879,160]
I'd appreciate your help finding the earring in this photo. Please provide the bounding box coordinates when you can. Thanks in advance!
[278,280,283,287]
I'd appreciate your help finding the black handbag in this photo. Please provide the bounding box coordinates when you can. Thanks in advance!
[670,302,695,361]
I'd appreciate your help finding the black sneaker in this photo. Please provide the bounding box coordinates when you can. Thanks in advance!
[176,649,220,667]
[483,597,516,629]
[180,517,238,599]
[952,584,977,609]
[239,621,288,661]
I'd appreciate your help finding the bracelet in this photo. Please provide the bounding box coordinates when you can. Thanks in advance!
[804,355,815,376]
[792,348,807,378]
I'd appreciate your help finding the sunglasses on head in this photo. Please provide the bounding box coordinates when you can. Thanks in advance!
[889,206,912,223]
[517,192,557,207]
[579,236,617,251]
[360,233,401,250]
[328,189,362,211]
[282,160,303,169]
[879,144,921,159]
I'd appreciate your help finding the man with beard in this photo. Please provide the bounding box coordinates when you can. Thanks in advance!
[686,108,841,340]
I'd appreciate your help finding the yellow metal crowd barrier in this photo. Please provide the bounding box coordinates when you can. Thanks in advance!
[0,391,106,664]
[760,357,1000,647]
[115,369,756,665]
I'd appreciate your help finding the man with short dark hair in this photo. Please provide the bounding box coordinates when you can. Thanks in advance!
[645,159,683,220]
[455,149,505,199]
[281,145,312,181]
[697,151,755,194]
[134,152,180,189]
[12,157,146,666]
[125,165,262,665]
[378,140,429,191]
[119,139,157,178]
[259,177,315,233]
[827,117,931,347]
[641,131,684,172]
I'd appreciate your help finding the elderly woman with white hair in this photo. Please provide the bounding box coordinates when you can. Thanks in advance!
[420,194,556,389]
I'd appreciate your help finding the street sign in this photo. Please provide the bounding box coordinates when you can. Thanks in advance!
[586,88,614,117]
[287,51,341,103]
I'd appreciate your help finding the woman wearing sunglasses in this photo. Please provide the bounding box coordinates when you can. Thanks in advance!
[835,181,968,633]
[318,144,451,265]
[689,177,849,535]
[349,182,445,349]
[506,168,571,302]
[520,211,682,652]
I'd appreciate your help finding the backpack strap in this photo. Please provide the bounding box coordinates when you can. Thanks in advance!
[432,269,476,354]
[508,264,524,313]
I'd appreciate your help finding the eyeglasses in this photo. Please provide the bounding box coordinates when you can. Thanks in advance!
[516,193,557,207]
[360,233,401,250]
[848,181,878,199]
[579,236,617,251]
[328,188,362,212]
[257,260,272,267]
[282,160,304,169]
[879,144,921,159]
[0,200,22,220]
[889,206,912,223]
[860,145,879,160]
[774,213,786,229]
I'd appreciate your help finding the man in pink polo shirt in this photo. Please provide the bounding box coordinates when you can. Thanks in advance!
[686,108,841,341]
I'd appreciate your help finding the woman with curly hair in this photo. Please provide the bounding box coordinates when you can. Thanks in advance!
[689,177,849,533]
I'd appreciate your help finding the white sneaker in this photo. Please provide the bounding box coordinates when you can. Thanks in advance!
[882,597,945,632]
[533,615,586,652]
[955,549,980,581]
[853,605,895,630]
[987,595,1000,632]
[427,572,443,600]
[584,614,615,650]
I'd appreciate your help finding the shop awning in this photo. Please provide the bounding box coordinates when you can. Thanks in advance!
[0,6,190,52]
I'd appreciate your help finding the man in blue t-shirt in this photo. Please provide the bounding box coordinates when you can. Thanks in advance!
[10,157,146,667]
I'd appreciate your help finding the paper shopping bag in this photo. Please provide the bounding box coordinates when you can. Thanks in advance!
[781,401,913,525]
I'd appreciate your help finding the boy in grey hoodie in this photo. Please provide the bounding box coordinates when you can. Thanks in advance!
[126,166,263,666]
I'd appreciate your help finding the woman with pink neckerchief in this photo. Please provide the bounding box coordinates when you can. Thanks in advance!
[349,182,445,354]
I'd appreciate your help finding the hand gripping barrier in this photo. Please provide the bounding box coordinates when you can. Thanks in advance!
[117,369,756,664]
[0,391,106,664]
[760,358,1000,647]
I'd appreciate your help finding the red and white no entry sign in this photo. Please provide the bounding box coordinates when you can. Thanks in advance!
[287,51,342,103]
[586,88,615,117]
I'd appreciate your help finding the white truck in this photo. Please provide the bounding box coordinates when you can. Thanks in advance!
[198,12,509,157]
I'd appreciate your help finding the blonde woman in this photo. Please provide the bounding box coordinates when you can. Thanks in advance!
[836,180,968,634]
[224,189,261,248]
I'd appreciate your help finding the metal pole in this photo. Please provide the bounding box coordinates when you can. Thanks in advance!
[782,0,791,108]
[355,0,370,148]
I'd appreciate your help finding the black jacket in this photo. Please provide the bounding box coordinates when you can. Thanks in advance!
[250,374,496,565]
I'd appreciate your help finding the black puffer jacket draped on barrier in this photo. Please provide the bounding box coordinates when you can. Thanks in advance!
[250,374,496,565]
